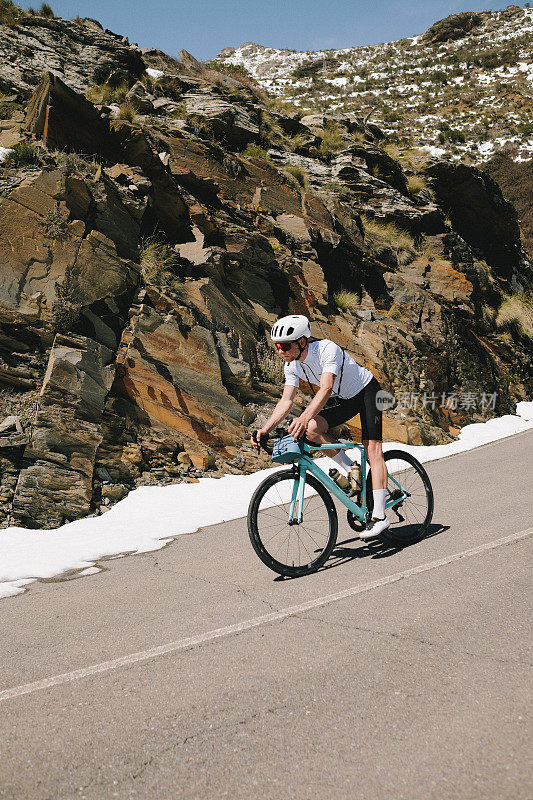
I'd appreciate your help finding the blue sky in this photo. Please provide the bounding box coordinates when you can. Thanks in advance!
[21,1,526,60]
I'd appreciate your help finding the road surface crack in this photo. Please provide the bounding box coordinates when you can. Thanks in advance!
[295,615,532,668]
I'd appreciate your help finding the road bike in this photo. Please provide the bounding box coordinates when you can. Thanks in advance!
[248,432,434,577]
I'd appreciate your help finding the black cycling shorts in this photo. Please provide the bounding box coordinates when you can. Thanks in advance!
[318,377,383,441]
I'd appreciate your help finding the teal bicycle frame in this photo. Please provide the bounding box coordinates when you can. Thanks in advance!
[287,440,408,524]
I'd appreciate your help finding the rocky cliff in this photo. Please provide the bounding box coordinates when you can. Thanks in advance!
[0,7,531,528]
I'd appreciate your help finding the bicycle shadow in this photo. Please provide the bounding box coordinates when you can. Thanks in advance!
[273,522,449,580]
[331,522,450,565]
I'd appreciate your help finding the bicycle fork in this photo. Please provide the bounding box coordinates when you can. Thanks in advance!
[288,465,306,525]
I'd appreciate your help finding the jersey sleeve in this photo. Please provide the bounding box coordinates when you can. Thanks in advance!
[320,340,342,376]
[284,361,300,387]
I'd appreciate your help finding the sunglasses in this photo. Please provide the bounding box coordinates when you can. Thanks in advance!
[276,342,294,352]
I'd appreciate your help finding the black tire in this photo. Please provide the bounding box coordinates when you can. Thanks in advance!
[247,470,338,577]
[367,450,434,545]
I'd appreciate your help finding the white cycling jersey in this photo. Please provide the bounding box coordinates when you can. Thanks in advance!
[284,340,373,399]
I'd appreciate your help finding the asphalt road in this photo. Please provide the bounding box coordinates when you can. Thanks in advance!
[0,430,532,800]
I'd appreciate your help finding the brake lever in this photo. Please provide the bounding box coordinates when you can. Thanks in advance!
[252,430,270,453]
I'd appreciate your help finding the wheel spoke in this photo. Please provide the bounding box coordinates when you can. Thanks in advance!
[249,472,337,575]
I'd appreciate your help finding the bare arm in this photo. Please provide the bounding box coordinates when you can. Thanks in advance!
[250,385,297,450]
[288,372,335,439]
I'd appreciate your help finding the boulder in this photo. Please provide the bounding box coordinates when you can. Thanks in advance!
[0,16,145,98]
[115,301,243,453]
[12,334,114,528]
[12,460,94,528]
[25,72,119,158]
[125,81,154,114]
[0,171,139,327]
[111,121,192,242]
[425,162,524,283]
[421,11,484,44]
[182,93,260,147]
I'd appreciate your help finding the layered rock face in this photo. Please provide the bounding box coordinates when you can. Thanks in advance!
[0,13,531,528]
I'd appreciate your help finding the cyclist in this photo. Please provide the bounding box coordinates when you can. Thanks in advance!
[250,314,390,540]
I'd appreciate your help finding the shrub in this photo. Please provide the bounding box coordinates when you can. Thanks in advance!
[259,111,286,148]
[53,275,83,333]
[0,100,22,119]
[4,141,40,167]
[318,124,344,160]
[254,339,284,384]
[169,104,187,120]
[496,292,533,339]
[285,164,308,188]
[118,100,137,122]
[429,70,448,85]
[203,62,268,102]
[27,2,54,15]
[38,2,54,16]
[438,123,466,144]
[268,98,308,118]
[0,0,22,26]
[140,237,175,284]
[321,181,352,200]
[293,57,337,80]
[242,143,271,161]
[86,81,129,106]
[333,290,360,311]
[351,130,366,145]
[518,121,533,138]
[185,113,213,138]
[204,61,255,83]
[286,132,309,153]
[484,154,533,257]
[41,207,69,240]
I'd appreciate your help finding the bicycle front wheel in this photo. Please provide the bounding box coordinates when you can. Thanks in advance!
[247,470,338,577]
[367,450,434,545]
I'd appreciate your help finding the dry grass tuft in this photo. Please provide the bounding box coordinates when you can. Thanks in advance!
[496,292,533,338]
[242,143,271,161]
[4,140,41,167]
[285,164,308,188]
[407,174,428,195]
[140,238,175,284]
[361,215,416,263]
[118,100,137,122]
[333,290,360,311]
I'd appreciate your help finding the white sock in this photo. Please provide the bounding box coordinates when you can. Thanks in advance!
[373,489,387,519]
[330,450,353,475]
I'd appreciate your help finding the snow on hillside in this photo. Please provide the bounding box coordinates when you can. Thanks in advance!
[215,6,533,164]
[1,402,532,600]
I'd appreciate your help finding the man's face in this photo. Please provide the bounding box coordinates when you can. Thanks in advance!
[275,338,302,362]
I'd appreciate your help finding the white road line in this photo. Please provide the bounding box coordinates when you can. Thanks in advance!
[1,528,531,703]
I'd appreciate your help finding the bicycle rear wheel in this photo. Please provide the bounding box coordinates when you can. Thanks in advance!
[247,470,338,577]
[367,450,433,545]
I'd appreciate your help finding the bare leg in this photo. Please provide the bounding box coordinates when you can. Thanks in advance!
[363,439,387,489]
[305,416,341,455]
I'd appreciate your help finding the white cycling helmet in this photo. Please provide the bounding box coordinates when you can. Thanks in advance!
[270,314,311,342]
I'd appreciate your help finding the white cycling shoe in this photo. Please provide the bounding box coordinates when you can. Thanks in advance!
[359,516,390,541]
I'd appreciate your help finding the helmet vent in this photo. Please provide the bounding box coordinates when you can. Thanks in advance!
[286,326,294,336]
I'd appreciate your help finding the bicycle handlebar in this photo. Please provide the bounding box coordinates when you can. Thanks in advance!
[252,427,289,454]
